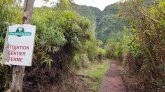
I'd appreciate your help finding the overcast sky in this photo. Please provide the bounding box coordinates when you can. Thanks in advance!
[33,0,120,10]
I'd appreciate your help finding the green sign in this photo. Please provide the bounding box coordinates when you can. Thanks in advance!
[8,27,31,37]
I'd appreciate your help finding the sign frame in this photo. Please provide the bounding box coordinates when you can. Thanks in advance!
[2,24,36,66]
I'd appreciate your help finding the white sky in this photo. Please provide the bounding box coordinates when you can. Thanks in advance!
[33,0,120,10]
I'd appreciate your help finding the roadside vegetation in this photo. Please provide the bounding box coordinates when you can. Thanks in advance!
[0,0,165,92]
[77,59,110,91]
[0,0,106,92]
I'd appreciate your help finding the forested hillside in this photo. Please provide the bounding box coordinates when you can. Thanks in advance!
[73,4,102,25]
[73,3,128,43]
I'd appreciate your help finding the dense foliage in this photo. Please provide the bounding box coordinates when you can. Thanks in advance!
[105,28,133,61]
[0,0,104,91]
[120,0,165,91]
[98,0,165,91]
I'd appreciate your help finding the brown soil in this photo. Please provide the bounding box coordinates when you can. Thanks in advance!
[98,61,126,92]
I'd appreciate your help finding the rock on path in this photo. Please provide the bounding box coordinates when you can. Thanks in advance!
[98,61,126,92]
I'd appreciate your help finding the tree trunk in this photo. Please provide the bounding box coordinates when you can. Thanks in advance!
[10,0,35,92]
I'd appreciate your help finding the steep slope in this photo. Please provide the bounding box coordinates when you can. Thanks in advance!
[73,3,128,43]
[96,4,128,43]
[73,3,127,43]
[73,4,102,24]
[73,4,103,32]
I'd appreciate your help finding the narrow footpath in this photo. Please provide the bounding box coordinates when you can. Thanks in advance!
[98,61,126,92]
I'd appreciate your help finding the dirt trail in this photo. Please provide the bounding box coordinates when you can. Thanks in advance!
[98,61,126,92]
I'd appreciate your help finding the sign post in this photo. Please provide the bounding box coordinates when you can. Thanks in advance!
[2,0,35,92]
[3,24,36,66]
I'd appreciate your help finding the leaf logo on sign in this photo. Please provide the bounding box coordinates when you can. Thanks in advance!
[8,27,32,37]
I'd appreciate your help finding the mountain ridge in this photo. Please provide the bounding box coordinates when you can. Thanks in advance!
[73,3,127,43]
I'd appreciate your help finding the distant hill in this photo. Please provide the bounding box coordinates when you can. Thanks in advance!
[72,4,103,32]
[73,3,128,43]
[96,4,128,43]
[73,4,102,24]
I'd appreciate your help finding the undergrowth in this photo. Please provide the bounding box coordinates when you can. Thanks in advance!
[77,59,110,91]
